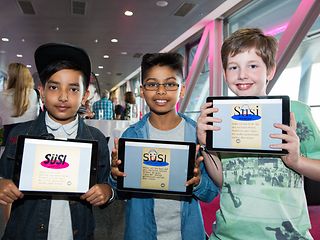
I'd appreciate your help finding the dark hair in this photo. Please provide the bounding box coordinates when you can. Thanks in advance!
[115,104,124,115]
[124,91,136,104]
[221,28,278,72]
[39,60,86,88]
[141,52,184,83]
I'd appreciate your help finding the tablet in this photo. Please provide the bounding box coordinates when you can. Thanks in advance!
[117,138,196,196]
[14,135,98,195]
[206,96,290,155]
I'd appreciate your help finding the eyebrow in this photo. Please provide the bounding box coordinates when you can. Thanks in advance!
[145,77,177,82]
[46,79,80,87]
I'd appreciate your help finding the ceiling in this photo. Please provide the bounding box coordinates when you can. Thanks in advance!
[0,0,226,91]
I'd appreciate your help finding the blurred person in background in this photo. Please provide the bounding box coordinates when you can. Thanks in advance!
[124,91,137,120]
[92,89,113,120]
[0,62,39,226]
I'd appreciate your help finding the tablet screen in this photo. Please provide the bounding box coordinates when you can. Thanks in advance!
[117,138,196,196]
[14,135,98,195]
[206,96,290,155]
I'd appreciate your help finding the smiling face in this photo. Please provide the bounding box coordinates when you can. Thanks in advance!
[224,48,276,96]
[41,69,88,125]
[140,65,185,116]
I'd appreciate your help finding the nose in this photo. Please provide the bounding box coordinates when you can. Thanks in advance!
[239,68,248,80]
[156,84,167,95]
[58,89,68,102]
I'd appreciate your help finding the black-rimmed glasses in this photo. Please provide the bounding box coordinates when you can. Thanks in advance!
[143,82,180,91]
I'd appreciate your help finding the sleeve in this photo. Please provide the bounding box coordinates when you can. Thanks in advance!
[291,100,320,159]
[192,162,219,202]
[0,128,19,179]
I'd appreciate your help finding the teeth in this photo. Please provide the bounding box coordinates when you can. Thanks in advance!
[237,84,251,90]
[156,100,166,103]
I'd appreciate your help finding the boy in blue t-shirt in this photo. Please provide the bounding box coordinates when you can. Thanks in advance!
[111,52,219,240]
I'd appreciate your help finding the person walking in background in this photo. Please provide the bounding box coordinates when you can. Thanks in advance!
[114,104,125,120]
[92,89,114,120]
[124,91,137,120]
[0,62,39,228]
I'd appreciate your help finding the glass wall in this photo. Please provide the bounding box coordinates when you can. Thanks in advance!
[225,0,320,128]
[0,71,6,91]
[183,43,210,120]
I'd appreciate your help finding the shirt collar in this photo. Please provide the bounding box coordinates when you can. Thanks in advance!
[45,112,79,136]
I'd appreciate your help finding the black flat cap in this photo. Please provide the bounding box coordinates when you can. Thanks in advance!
[34,43,91,88]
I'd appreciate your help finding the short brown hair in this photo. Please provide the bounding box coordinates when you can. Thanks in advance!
[221,28,278,72]
[125,91,136,104]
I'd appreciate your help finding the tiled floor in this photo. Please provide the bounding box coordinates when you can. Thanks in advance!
[93,200,126,240]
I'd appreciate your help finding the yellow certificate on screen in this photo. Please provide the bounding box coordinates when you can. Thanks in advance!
[231,104,262,149]
[140,148,171,190]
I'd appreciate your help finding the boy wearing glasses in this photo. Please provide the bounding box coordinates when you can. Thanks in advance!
[110,53,218,240]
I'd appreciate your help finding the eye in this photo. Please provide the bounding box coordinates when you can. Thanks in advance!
[165,82,178,87]
[249,64,258,69]
[70,87,80,92]
[228,65,238,71]
[148,82,158,87]
[48,85,58,90]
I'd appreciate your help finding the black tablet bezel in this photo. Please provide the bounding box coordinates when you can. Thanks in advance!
[13,135,98,196]
[206,95,290,155]
[117,138,196,196]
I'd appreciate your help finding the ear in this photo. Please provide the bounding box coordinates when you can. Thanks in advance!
[140,85,145,99]
[179,84,186,99]
[267,66,276,83]
[39,84,45,102]
[81,89,90,105]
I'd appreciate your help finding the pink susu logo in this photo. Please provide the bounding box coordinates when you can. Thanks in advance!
[41,153,69,169]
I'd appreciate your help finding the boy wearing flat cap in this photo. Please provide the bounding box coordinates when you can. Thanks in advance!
[0,43,114,240]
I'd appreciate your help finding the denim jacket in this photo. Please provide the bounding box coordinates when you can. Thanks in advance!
[111,112,219,240]
[0,111,110,240]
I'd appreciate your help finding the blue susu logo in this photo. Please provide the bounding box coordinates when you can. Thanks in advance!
[143,149,169,167]
[232,104,261,121]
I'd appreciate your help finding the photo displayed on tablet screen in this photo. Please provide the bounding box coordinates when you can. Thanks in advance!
[117,138,196,196]
[14,135,98,195]
[206,96,290,155]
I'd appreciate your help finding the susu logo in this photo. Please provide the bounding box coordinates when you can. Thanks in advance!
[40,153,69,169]
[232,104,261,121]
[143,149,169,167]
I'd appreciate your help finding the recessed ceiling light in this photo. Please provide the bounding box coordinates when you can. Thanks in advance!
[95,73,100,76]
[21,38,25,42]
[121,51,127,55]
[111,38,118,43]
[94,39,99,43]
[103,55,109,59]
[55,26,60,31]
[98,65,104,69]
[26,64,32,68]
[17,54,23,58]
[156,1,168,7]
[107,72,112,75]
[1,38,9,42]
[124,10,133,16]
